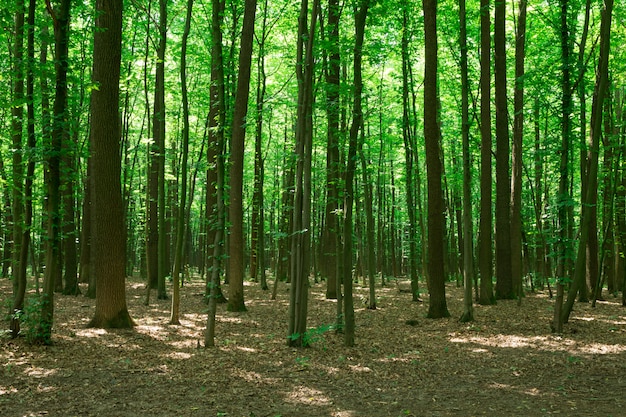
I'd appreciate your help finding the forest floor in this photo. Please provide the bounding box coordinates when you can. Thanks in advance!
[1,274,625,417]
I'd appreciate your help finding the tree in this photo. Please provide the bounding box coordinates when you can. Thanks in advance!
[510,0,527,304]
[320,0,342,301]
[562,0,614,324]
[10,0,26,330]
[287,0,319,347]
[552,0,573,334]
[87,0,134,329]
[494,0,513,300]
[228,0,257,312]
[170,0,194,325]
[423,0,450,319]
[401,2,420,303]
[459,0,474,323]
[478,0,495,305]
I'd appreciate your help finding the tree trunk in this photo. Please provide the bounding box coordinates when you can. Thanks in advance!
[321,0,341,300]
[562,0,613,324]
[227,0,257,312]
[170,0,194,325]
[553,0,572,334]
[11,0,25,319]
[478,0,495,305]
[459,0,473,323]
[87,0,134,329]
[511,0,527,304]
[287,0,318,347]
[423,0,450,319]
[401,4,420,302]
[494,0,513,299]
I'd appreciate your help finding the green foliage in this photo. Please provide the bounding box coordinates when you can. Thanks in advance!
[288,323,337,348]
[19,295,52,345]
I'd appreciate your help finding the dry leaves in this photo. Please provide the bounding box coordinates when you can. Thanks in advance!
[1,276,625,416]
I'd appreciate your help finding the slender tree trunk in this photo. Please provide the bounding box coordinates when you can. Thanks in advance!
[170,0,194,325]
[205,0,227,304]
[340,0,370,347]
[250,0,269,290]
[321,0,341,300]
[562,0,613,324]
[11,0,26,319]
[288,0,318,347]
[227,0,257,312]
[401,4,420,302]
[478,0,495,305]
[155,0,168,301]
[459,0,473,323]
[553,0,572,334]
[511,0,527,304]
[494,0,513,299]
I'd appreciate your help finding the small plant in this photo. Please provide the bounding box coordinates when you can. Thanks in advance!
[295,356,310,367]
[288,323,336,348]
[21,295,52,345]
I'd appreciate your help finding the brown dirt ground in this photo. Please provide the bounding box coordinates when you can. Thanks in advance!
[1,275,625,417]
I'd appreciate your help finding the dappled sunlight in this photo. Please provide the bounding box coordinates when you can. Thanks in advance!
[24,366,56,378]
[166,351,192,360]
[0,386,18,395]
[234,345,257,353]
[75,327,108,338]
[286,385,333,406]
[449,333,626,356]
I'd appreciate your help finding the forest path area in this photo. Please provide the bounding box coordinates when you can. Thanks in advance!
[1,276,625,417]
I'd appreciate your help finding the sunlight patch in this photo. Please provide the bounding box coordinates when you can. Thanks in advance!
[577,342,626,355]
[286,385,332,406]
[75,328,108,338]
[348,364,372,373]
[167,351,192,360]
[25,367,56,378]
[0,386,18,395]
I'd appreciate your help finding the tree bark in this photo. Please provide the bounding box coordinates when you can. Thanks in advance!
[227,0,257,312]
[478,0,495,305]
[87,0,134,329]
[423,0,450,319]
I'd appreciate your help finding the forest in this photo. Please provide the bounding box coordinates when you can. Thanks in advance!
[1,0,625,415]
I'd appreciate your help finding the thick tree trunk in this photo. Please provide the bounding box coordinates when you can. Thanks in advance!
[423,0,449,319]
[87,0,134,329]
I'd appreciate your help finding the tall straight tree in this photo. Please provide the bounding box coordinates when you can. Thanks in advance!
[341,0,370,346]
[494,0,513,299]
[320,0,341,301]
[250,0,270,290]
[423,0,449,319]
[401,3,420,302]
[205,0,228,347]
[170,0,194,325]
[478,0,495,305]
[205,0,227,304]
[33,0,72,344]
[553,0,572,333]
[10,0,26,321]
[563,0,613,324]
[228,0,257,312]
[288,0,318,347]
[510,0,527,303]
[87,0,133,329]
[459,0,474,323]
